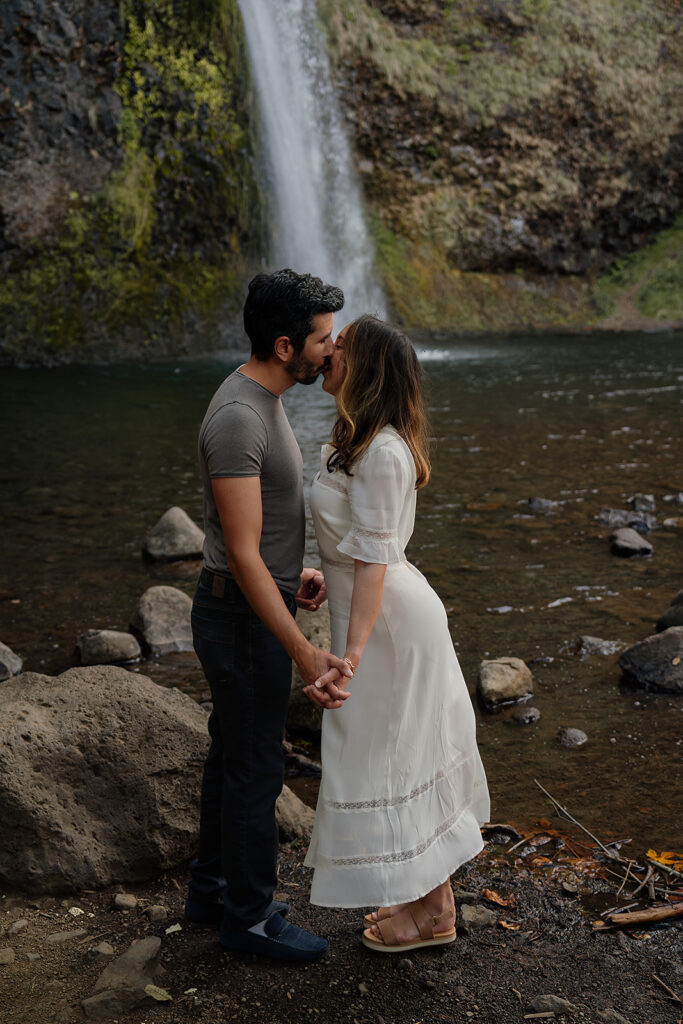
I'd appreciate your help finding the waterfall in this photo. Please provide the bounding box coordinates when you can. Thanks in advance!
[237,0,385,322]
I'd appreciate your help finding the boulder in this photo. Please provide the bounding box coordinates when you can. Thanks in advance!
[618,627,683,693]
[130,585,193,654]
[276,785,315,841]
[0,641,23,681]
[477,658,533,709]
[609,527,653,557]
[287,607,329,736]
[82,937,164,1019]
[0,666,208,892]
[77,629,141,666]
[142,506,204,562]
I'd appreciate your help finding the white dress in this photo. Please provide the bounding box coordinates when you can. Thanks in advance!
[304,426,490,908]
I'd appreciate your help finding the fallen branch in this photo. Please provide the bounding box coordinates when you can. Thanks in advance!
[616,860,634,897]
[607,904,683,927]
[631,865,654,898]
[534,780,633,864]
[648,858,683,881]
[652,974,682,1004]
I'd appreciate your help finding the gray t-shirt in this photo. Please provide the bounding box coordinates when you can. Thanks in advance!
[198,370,304,594]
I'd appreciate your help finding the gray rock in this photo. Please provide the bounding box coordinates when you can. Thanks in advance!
[597,1010,633,1024]
[656,603,683,633]
[459,904,499,930]
[528,497,560,513]
[579,636,625,657]
[46,929,88,944]
[477,658,533,708]
[77,630,141,666]
[0,947,15,964]
[0,641,23,681]
[453,890,480,905]
[629,493,655,512]
[618,626,683,693]
[0,665,209,892]
[143,506,204,563]
[25,952,40,962]
[398,957,413,970]
[558,727,588,748]
[82,937,163,1019]
[89,942,115,958]
[528,994,579,1013]
[276,785,315,841]
[599,508,657,533]
[9,919,28,935]
[113,893,137,911]
[288,608,329,736]
[146,905,168,922]
[610,527,653,557]
[511,705,540,726]
[130,585,193,654]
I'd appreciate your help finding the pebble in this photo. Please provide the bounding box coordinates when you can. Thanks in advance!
[511,706,540,726]
[146,905,168,922]
[25,952,41,962]
[46,929,88,945]
[0,948,15,964]
[528,993,579,1013]
[88,942,115,958]
[459,904,499,930]
[9,919,28,935]
[113,893,137,911]
[579,636,624,657]
[358,982,369,995]
[557,727,588,748]
[398,957,413,971]
[609,527,653,557]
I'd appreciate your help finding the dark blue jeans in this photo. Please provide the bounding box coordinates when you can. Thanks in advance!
[188,577,296,929]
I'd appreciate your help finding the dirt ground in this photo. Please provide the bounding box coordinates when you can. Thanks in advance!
[1,833,681,1024]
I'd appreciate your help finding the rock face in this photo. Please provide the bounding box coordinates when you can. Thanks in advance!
[142,506,205,562]
[288,607,329,736]
[77,629,141,665]
[0,640,23,680]
[0,665,209,892]
[130,585,193,654]
[477,658,533,709]
[618,627,683,693]
[609,527,653,557]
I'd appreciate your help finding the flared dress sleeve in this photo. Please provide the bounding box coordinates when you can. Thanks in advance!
[336,440,414,565]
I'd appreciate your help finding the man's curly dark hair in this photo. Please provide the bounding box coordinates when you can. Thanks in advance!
[244,268,344,359]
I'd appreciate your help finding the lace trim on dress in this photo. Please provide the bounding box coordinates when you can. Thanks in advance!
[325,755,467,811]
[349,524,398,542]
[328,808,464,866]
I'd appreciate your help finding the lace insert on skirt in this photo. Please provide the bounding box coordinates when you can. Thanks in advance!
[328,809,465,866]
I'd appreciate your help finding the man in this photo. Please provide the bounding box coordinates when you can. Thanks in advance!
[185,269,352,962]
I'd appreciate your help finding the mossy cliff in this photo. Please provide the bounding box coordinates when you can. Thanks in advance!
[320,0,683,330]
[0,0,259,362]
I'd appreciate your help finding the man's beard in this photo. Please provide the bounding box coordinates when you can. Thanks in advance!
[286,351,329,386]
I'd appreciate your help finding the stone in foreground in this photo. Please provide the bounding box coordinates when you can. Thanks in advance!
[0,640,23,681]
[82,937,163,1020]
[130,585,193,654]
[618,627,683,693]
[0,665,208,892]
[77,629,141,666]
[477,657,533,708]
[609,527,653,557]
[528,994,579,1013]
[143,506,204,562]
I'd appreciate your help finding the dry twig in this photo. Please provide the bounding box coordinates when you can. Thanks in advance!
[653,974,682,1004]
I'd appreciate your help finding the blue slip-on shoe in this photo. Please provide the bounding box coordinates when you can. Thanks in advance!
[185,898,290,928]
[219,911,329,962]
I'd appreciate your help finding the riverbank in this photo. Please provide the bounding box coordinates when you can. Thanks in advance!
[2,835,681,1024]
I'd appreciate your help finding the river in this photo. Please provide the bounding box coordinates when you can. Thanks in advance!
[2,330,682,855]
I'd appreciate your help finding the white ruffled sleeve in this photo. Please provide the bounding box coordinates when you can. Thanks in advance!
[337,441,413,564]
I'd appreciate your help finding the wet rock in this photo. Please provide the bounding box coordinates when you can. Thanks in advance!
[46,929,88,944]
[629,493,655,513]
[511,705,540,726]
[459,905,499,930]
[77,629,141,666]
[82,936,163,1019]
[288,608,329,736]
[558,727,588,748]
[598,508,657,533]
[130,585,193,654]
[113,893,137,911]
[477,657,533,708]
[146,905,168,922]
[597,1009,633,1024]
[276,785,315,841]
[0,641,23,681]
[481,823,522,844]
[8,919,28,935]
[528,994,579,1013]
[656,590,683,633]
[143,506,204,563]
[528,497,560,513]
[579,636,625,657]
[0,666,208,892]
[618,627,683,693]
[609,527,653,557]
[0,947,15,964]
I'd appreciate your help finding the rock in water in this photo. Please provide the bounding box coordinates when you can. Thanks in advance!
[143,506,204,562]
[0,641,23,681]
[130,585,193,654]
[0,666,209,892]
[618,627,683,693]
[609,527,653,557]
[511,706,540,726]
[578,636,625,657]
[558,727,588,748]
[477,658,533,708]
[77,629,141,666]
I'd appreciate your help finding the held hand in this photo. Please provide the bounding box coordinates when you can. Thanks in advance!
[296,646,352,689]
[302,680,347,710]
[295,568,327,611]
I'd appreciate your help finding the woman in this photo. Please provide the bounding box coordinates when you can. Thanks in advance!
[303,316,490,953]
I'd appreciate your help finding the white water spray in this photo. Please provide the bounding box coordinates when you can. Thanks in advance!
[237,0,385,321]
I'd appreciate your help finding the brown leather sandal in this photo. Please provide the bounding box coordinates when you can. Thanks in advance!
[363,904,407,925]
[362,901,456,953]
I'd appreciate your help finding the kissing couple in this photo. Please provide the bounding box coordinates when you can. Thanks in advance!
[185,268,490,960]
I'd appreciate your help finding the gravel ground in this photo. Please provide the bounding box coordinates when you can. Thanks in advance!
[1,841,681,1024]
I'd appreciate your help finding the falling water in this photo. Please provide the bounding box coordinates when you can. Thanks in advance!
[237,0,385,321]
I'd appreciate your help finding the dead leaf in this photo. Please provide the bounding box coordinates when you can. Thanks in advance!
[483,889,517,907]
[145,984,172,1002]
[499,920,521,930]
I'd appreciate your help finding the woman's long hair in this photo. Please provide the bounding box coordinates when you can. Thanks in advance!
[327,315,430,489]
